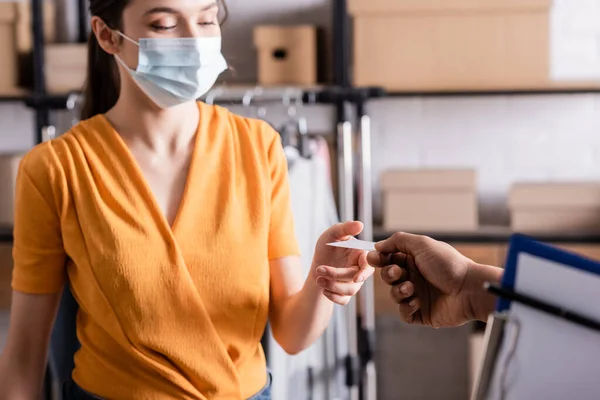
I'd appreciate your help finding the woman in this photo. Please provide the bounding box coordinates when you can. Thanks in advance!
[0,0,374,398]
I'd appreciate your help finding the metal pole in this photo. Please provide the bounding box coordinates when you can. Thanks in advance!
[77,0,88,43]
[336,100,360,400]
[32,2,54,397]
[333,0,351,88]
[31,0,49,145]
[338,113,354,222]
[356,96,377,400]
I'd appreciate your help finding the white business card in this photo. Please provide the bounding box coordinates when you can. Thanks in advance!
[326,239,376,252]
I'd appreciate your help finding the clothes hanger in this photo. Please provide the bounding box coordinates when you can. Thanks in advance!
[281,90,312,160]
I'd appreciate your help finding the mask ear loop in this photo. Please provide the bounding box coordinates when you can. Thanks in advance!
[115,31,139,46]
[112,31,139,72]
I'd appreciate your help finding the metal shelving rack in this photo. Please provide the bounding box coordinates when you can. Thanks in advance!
[331,2,384,399]
[0,1,86,244]
[333,1,600,398]
[27,0,87,143]
[0,2,83,399]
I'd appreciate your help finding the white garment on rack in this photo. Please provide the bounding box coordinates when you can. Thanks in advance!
[268,139,349,400]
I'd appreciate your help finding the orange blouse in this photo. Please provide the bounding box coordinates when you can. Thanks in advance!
[11,102,300,399]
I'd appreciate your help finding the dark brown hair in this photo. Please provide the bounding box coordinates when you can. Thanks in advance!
[81,0,228,120]
[81,0,128,120]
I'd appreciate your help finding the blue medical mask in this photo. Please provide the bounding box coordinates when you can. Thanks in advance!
[115,32,227,109]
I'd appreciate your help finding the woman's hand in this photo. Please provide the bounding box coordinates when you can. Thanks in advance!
[311,221,375,305]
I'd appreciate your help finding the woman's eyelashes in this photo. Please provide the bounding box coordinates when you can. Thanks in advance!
[197,13,219,26]
[151,24,176,31]
[149,19,217,32]
[149,18,177,31]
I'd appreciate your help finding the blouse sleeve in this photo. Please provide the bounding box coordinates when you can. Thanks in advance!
[264,124,301,260]
[11,145,68,294]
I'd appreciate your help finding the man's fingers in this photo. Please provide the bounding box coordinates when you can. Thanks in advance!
[326,221,364,242]
[390,281,415,303]
[315,265,360,282]
[375,232,430,255]
[367,251,388,268]
[367,251,407,269]
[381,265,406,285]
[399,298,421,324]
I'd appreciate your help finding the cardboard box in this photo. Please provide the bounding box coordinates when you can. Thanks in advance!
[0,245,12,310]
[253,25,317,86]
[0,3,18,94]
[0,154,22,226]
[45,44,87,94]
[509,183,600,234]
[381,169,478,232]
[15,0,56,53]
[348,0,551,91]
[555,244,600,262]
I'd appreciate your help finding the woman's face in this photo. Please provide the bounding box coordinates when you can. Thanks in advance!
[100,0,222,70]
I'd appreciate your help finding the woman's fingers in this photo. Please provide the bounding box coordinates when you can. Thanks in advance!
[316,277,362,297]
[353,266,375,283]
[353,252,375,283]
[315,265,360,282]
[323,221,364,242]
[315,255,374,305]
[322,290,351,306]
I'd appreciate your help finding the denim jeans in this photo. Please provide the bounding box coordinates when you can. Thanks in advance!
[62,381,102,400]
[247,370,272,400]
[64,371,272,400]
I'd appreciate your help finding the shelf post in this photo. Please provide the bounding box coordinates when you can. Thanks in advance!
[31,0,49,145]
[333,0,351,88]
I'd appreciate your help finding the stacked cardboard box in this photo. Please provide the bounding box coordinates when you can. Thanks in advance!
[0,4,18,94]
[509,183,600,234]
[348,0,553,92]
[45,44,88,94]
[0,154,22,227]
[0,245,12,310]
[15,1,56,53]
[381,169,478,232]
[253,25,317,86]
[0,1,57,93]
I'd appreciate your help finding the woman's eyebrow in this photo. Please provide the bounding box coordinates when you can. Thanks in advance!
[201,1,219,11]
[144,7,178,16]
[144,2,218,16]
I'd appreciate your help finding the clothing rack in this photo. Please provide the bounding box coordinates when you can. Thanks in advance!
[206,85,386,400]
[24,0,88,143]
[208,86,354,400]
[310,86,385,400]
[201,85,387,400]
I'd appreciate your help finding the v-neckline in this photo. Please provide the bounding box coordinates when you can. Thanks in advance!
[97,105,202,237]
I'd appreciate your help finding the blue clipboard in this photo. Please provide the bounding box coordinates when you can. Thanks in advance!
[497,233,600,312]
[472,233,600,400]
